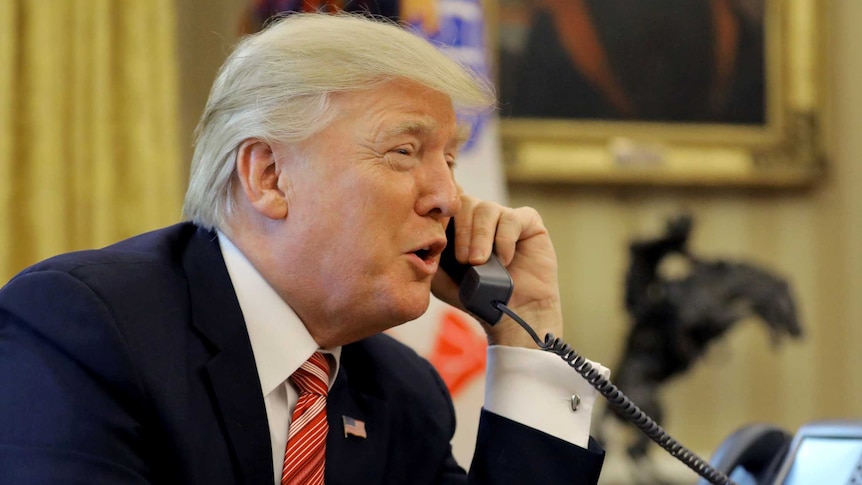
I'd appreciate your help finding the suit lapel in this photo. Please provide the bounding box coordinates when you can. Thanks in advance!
[325,364,392,485]
[182,227,273,485]
[179,226,399,484]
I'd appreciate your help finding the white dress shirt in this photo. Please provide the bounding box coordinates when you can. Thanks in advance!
[218,232,606,485]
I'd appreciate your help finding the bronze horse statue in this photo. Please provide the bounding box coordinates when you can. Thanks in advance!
[604,214,803,460]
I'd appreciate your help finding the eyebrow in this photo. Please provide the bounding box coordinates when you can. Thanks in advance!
[381,119,437,139]
[379,119,472,148]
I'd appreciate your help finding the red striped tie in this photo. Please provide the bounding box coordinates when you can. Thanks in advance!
[282,352,330,485]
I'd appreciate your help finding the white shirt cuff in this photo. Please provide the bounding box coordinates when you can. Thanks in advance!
[483,345,610,449]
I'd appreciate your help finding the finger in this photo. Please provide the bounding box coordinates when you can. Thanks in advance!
[451,195,475,263]
[465,201,503,264]
[499,207,547,265]
[493,209,522,266]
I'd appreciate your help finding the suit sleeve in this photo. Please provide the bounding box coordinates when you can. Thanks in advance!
[418,348,605,485]
[469,410,605,485]
[0,270,153,484]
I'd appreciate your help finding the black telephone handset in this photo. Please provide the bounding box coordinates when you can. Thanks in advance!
[439,222,513,325]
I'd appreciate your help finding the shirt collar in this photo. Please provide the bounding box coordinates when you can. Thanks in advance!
[217,231,341,396]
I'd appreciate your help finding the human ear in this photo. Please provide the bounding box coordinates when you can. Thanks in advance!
[235,138,289,219]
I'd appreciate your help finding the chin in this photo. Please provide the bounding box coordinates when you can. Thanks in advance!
[389,292,432,325]
[366,279,432,326]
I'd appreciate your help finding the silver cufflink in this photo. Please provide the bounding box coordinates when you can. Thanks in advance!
[570,394,581,412]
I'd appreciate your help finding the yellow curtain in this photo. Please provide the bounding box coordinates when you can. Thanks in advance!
[0,0,183,282]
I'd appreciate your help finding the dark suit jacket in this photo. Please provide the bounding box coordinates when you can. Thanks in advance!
[0,223,604,484]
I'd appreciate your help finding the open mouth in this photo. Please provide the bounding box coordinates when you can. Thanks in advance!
[409,239,445,267]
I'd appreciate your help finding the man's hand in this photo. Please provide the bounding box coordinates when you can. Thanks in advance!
[432,195,563,348]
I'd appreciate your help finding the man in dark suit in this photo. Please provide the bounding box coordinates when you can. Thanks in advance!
[0,13,606,484]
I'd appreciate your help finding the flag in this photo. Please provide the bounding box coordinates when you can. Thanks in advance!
[342,415,367,439]
[426,309,488,396]
[239,1,399,34]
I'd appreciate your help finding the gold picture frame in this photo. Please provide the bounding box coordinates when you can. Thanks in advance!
[495,0,826,187]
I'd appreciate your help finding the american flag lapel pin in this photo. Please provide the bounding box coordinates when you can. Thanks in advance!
[342,415,367,439]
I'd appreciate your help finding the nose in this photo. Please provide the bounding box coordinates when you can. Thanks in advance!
[415,155,461,218]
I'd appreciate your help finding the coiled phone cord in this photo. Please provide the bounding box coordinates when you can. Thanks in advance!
[494,301,738,485]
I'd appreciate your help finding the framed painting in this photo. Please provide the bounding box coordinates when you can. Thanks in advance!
[494,0,825,187]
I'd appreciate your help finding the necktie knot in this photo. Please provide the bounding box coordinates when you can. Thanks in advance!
[289,351,330,397]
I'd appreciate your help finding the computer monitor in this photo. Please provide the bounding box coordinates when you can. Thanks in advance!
[770,420,862,485]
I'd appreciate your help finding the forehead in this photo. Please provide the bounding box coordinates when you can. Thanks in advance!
[331,80,462,142]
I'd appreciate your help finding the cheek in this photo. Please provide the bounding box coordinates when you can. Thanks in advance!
[336,173,417,226]
[302,167,419,267]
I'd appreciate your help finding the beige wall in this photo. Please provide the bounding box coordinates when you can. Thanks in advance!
[175,0,861,475]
